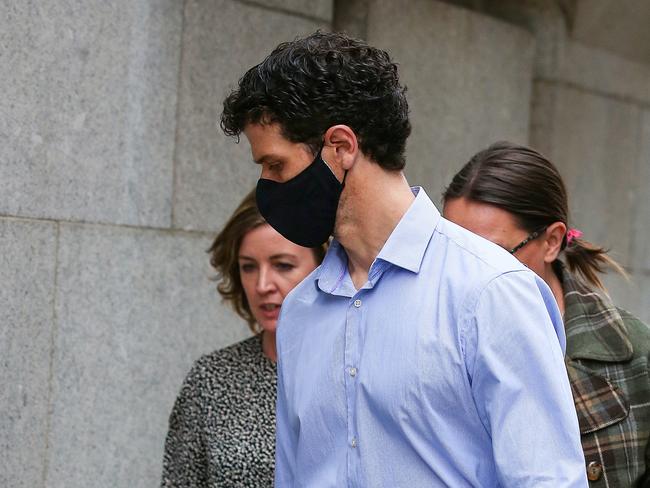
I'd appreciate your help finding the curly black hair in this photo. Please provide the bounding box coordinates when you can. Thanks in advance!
[220,31,411,171]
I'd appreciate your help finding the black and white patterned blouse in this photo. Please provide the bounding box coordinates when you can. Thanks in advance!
[161,335,277,487]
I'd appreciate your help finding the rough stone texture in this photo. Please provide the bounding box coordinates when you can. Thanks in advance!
[604,271,650,325]
[242,0,333,21]
[572,0,650,66]
[0,1,182,227]
[477,0,569,84]
[0,218,57,488]
[476,0,650,104]
[634,273,650,324]
[531,82,642,269]
[172,0,327,232]
[491,0,650,325]
[44,224,249,488]
[632,109,650,272]
[365,0,534,203]
[553,40,650,105]
[2,2,649,487]
[333,0,370,39]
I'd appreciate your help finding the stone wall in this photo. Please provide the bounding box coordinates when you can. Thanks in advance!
[469,0,650,321]
[337,0,650,322]
[2,1,648,487]
[363,0,534,208]
[1,2,330,487]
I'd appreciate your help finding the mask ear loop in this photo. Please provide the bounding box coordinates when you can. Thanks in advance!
[320,139,348,188]
[341,169,348,188]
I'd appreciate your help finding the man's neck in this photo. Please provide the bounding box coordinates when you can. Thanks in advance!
[336,168,415,290]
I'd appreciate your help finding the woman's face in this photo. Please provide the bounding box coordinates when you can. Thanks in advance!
[238,224,319,333]
[443,197,547,278]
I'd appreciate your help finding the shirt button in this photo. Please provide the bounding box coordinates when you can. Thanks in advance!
[349,367,357,377]
[587,461,602,481]
[353,299,362,308]
[350,437,357,448]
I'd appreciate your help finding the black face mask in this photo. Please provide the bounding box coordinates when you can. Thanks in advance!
[256,149,346,248]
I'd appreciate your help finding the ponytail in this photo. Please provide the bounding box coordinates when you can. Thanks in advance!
[442,141,630,293]
[563,238,628,291]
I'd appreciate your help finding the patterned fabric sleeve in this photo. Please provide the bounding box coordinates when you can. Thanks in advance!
[161,365,210,488]
[641,441,650,487]
[639,357,650,488]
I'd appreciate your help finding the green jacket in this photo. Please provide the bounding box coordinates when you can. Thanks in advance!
[562,265,650,487]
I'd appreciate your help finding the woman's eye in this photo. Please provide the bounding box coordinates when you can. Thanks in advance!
[240,263,256,273]
[275,262,295,272]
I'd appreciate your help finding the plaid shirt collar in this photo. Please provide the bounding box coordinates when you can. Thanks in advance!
[559,262,634,362]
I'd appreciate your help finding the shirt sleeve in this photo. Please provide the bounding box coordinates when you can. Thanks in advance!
[160,374,209,488]
[463,270,588,487]
[274,339,296,487]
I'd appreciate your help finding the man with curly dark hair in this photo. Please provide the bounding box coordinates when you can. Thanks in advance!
[221,31,587,487]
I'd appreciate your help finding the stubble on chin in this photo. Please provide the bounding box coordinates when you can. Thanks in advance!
[333,189,353,241]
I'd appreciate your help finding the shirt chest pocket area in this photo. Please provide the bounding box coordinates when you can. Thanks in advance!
[355,317,466,425]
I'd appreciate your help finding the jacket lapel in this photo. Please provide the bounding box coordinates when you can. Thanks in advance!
[559,263,633,433]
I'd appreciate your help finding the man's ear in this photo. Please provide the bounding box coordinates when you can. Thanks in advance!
[544,221,567,263]
[323,125,359,173]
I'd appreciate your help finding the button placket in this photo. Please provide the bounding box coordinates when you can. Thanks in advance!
[346,295,363,467]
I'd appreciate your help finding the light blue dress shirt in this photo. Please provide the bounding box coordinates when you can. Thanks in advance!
[275,188,587,487]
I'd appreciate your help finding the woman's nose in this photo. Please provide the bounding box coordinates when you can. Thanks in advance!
[255,268,276,294]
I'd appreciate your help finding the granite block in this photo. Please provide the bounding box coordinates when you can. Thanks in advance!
[604,270,650,325]
[634,273,650,325]
[172,0,328,232]
[0,1,182,227]
[243,0,333,21]
[531,83,641,268]
[572,0,650,66]
[0,218,57,488]
[555,40,650,105]
[631,110,650,271]
[44,224,249,488]
[479,0,650,104]
[333,0,370,39]
[365,0,534,205]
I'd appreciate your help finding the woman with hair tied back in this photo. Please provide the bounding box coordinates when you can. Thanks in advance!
[161,190,325,487]
[443,141,650,487]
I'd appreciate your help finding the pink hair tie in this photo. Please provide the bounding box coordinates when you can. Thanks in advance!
[566,228,583,245]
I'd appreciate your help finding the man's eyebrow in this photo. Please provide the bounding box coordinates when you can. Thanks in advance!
[253,154,283,165]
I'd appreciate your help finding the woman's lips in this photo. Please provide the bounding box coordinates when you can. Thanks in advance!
[259,303,281,320]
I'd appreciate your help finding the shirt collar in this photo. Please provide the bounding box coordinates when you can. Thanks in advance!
[315,187,440,294]
[375,187,440,273]
[315,239,352,295]
[559,262,633,362]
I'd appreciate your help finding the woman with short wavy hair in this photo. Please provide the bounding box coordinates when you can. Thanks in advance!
[161,189,325,487]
